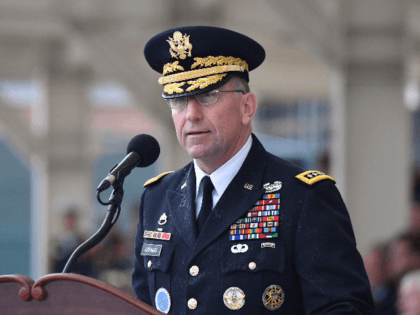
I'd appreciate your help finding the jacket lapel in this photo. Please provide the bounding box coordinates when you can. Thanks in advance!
[191,135,268,259]
[166,164,198,249]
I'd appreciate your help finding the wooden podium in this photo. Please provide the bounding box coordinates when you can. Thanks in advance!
[0,273,164,315]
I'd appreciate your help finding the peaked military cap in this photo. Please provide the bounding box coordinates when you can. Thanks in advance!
[144,26,265,99]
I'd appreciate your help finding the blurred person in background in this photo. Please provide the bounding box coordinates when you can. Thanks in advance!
[51,207,96,277]
[374,232,420,315]
[94,227,131,272]
[96,227,134,295]
[364,244,388,301]
[398,269,420,315]
[364,174,420,313]
[409,177,420,233]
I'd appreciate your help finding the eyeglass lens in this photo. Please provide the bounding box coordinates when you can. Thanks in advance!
[167,90,244,110]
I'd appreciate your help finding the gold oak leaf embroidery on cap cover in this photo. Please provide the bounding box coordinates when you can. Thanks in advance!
[186,74,227,92]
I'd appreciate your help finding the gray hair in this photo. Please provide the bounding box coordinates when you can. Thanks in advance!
[230,76,250,94]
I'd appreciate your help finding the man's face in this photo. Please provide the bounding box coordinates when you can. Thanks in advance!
[389,240,420,279]
[171,81,246,169]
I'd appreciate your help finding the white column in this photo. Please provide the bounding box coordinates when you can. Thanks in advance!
[331,0,410,255]
[46,66,95,241]
[30,153,49,279]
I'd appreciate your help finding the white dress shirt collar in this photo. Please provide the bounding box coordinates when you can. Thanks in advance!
[194,135,252,216]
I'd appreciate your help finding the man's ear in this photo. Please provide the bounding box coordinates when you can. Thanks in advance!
[241,92,258,125]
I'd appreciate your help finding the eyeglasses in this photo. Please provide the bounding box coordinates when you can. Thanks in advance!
[166,89,245,110]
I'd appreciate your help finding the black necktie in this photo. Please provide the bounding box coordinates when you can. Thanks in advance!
[197,176,214,232]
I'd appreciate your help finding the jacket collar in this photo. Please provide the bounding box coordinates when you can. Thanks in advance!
[166,165,198,249]
[166,134,268,254]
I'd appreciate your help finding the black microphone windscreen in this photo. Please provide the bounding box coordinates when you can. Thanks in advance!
[127,134,160,167]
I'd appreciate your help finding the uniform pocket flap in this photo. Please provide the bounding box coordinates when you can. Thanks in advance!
[220,241,285,274]
[142,241,176,273]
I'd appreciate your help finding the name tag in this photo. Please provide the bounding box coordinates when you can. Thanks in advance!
[141,243,162,257]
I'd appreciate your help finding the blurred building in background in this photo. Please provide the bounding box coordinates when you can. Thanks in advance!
[0,0,420,299]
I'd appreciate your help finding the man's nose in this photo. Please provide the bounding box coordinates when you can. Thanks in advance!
[185,97,203,121]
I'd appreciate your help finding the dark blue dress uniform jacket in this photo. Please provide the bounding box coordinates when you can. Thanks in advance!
[132,135,374,314]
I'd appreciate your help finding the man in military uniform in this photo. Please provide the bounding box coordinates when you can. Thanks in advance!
[132,26,374,314]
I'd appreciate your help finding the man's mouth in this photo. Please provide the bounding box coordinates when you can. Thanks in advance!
[187,131,210,135]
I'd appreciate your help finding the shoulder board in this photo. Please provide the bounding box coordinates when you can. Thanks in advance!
[296,170,335,186]
[144,171,174,187]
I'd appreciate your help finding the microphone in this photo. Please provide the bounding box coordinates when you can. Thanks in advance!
[97,134,160,192]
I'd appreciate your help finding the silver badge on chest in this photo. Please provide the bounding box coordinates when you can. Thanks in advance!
[263,181,282,193]
[231,244,249,253]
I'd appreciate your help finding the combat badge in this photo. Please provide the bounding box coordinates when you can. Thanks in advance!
[262,285,285,311]
[155,288,171,314]
[223,287,245,310]
[263,181,282,193]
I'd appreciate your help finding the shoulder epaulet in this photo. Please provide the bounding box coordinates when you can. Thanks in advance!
[296,170,335,186]
[144,171,174,187]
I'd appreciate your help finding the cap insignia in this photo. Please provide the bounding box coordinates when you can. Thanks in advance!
[167,31,193,60]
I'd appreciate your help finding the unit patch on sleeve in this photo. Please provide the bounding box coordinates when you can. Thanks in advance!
[296,170,335,186]
[230,193,280,241]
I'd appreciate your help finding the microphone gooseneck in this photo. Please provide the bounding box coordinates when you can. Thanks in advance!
[63,134,160,273]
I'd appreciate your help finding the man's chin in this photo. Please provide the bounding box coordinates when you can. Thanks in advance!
[186,145,212,160]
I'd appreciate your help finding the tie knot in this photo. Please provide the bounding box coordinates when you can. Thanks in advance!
[201,176,214,194]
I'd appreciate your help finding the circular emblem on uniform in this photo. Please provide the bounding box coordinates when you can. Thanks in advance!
[223,287,245,310]
[262,285,285,311]
[155,288,171,314]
